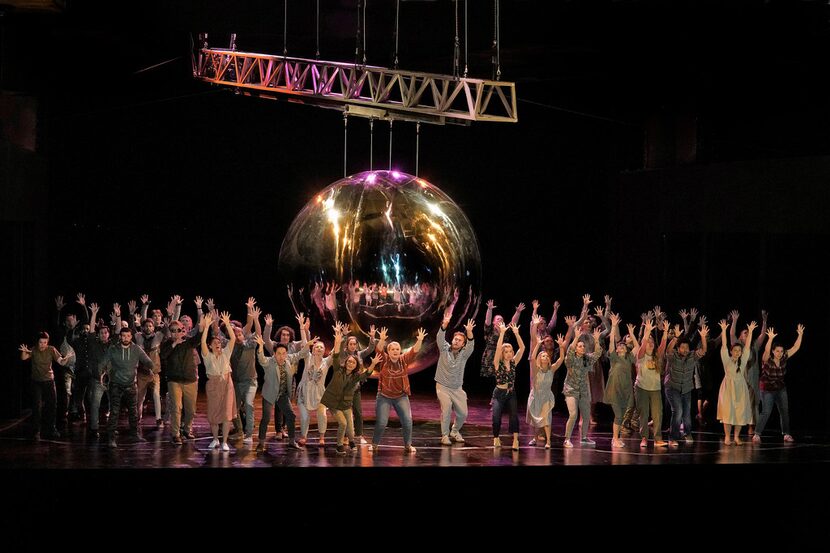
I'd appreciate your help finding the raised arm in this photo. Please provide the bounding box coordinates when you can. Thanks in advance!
[243,297,257,335]
[18,344,32,361]
[511,323,525,361]
[375,326,388,353]
[787,324,805,358]
[742,321,757,365]
[222,311,236,351]
[510,303,525,326]
[140,294,150,321]
[332,322,344,354]
[551,335,567,372]
[729,310,740,347]
[547,300,560,334]
[638,320,654,359]
[657,320,670,360]
[762,327,776,365]
[410,327,427,354]
[756,310,768,350]
[493,323,507,370]
[200,312,213,357]
[695,325,709,357]
[484,299,495,327]
[608,313,620,353]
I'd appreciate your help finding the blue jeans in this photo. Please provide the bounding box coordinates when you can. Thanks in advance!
[665,386,692,441]
[87,380,107,431]
[372,394,413,447]
[234,379,257,436]
[755,388,791,436]
[492,387,519,437]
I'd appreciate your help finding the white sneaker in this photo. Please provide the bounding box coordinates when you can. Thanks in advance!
[358,436,368,445]
[208,438,220,450]
[449,431,465,443]
[243,436,253,446]
[528,438,537,446]
[221,442,230,452]
[440,435,452,446]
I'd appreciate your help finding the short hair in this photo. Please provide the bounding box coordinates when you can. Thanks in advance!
[142,318,154,326]
[452,331,467,344]
[119,327,132,335]
[677,338,691,348]
[273,343,288,353]
[38,331,49,341]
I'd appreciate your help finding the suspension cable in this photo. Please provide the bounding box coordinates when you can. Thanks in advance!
[492,0,501,81]
[388,120,394,170]
[343,112,349,177]
[464,0,469,78]
[283,0,288,57]
[393,0,401,69]
[363,0,368,65]
[315,0,320,59]
[453,0,460,78]
[415,122,421,177]
[369,118,374,171]
[355,1,363,66]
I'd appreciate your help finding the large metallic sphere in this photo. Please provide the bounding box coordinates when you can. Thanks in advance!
[278,170,481,374]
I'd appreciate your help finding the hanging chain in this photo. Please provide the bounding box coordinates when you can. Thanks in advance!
[388,120,394,170]
[315,0,320,59]
[463,0,469,78]
[369,118,374,171]
[363,0,368,66]
[453,0,460,78]
[415,122,421,177]
[343,112,349,177]
[393,0,400,69]
[283,0,288,57]
[492,0,501,80]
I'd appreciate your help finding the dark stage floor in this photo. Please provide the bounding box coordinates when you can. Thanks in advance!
[3,393,829,537]
[2,393,828,469]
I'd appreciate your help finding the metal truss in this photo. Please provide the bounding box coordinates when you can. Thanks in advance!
[194,48,518,125]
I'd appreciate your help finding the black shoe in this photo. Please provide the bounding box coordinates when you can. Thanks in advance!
[255,442,265,453]
[348,440,356,449]
[130,432,147,442]
[182,430,196,440]
[336,445,346,456]
[172,435,183,445]
[287,441,302,450]
[155,419,163,429]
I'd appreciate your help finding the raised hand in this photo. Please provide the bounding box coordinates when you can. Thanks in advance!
[464,319,476,334]
[416,327,427,342]
[55,295,65,311]
[690,307,699,321]
[173,295,183,305]
[654,305,663,319]
[246,297,257,311]
[699,314,708,327]
[729,310,740,322]
[555,334,566,348]
[553,300,560,311]
[508,322,520,335]
[592,327,602,342]
[796,324,805,336]
[378,327,388,342]
[609,313,620,326]
[134,313,142,327]
[679,309,688,320]
[564,315,576,327]
[369,324,377,337]
[582,294,592,306]
[674,323,682,337]
[220,311,232,328]
[113,303,121,317]
[18,344,32,354]
[90,303,99,315]
[626,323,636,336]
[127,300,137,314]
[604,295,612,306]
[747,320,758,333]
[264,314,274,326]
[486,299,496,309]
[698,325,709,339]
[516,302,526,313]
[531,314,541,328]
[718,319,728,332]
[370,352,383,367]
[497,322,507,334]
[593,306,605,318]
[332,322,343,337]
[194,296,203,309]
[76,293,86,306]
[203,312,214,327]
[141,294,149,304]
[206,298,215,311]
[442,310,452,328]
[661,320,670,332]
[303,317,311,331]
[766,327,776,340]
[641,312,648,323]
[253,333,264,347]
[532,299,540,310]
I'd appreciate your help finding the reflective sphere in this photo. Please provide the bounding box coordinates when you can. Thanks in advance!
[278,170,481,374]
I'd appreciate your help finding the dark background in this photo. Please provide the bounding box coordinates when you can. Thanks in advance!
[2,0,829,435]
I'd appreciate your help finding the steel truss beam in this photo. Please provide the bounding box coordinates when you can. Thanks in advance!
[194,48,518,125]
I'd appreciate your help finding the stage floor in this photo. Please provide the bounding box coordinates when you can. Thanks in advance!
[1,393,827,469]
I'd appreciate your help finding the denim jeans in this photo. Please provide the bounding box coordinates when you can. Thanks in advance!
[491,387,519,437]
[234,379,257,436]
[87,380,107,431]
[259,394,296,442]
[665,386,692,440]
[372,394,413,447]
[755,388,791,436]
[107,382,138,435]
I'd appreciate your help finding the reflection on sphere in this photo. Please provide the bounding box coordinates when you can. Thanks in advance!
[278,170,482,374]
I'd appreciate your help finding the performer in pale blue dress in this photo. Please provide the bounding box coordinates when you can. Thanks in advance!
[526,316,566,448]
